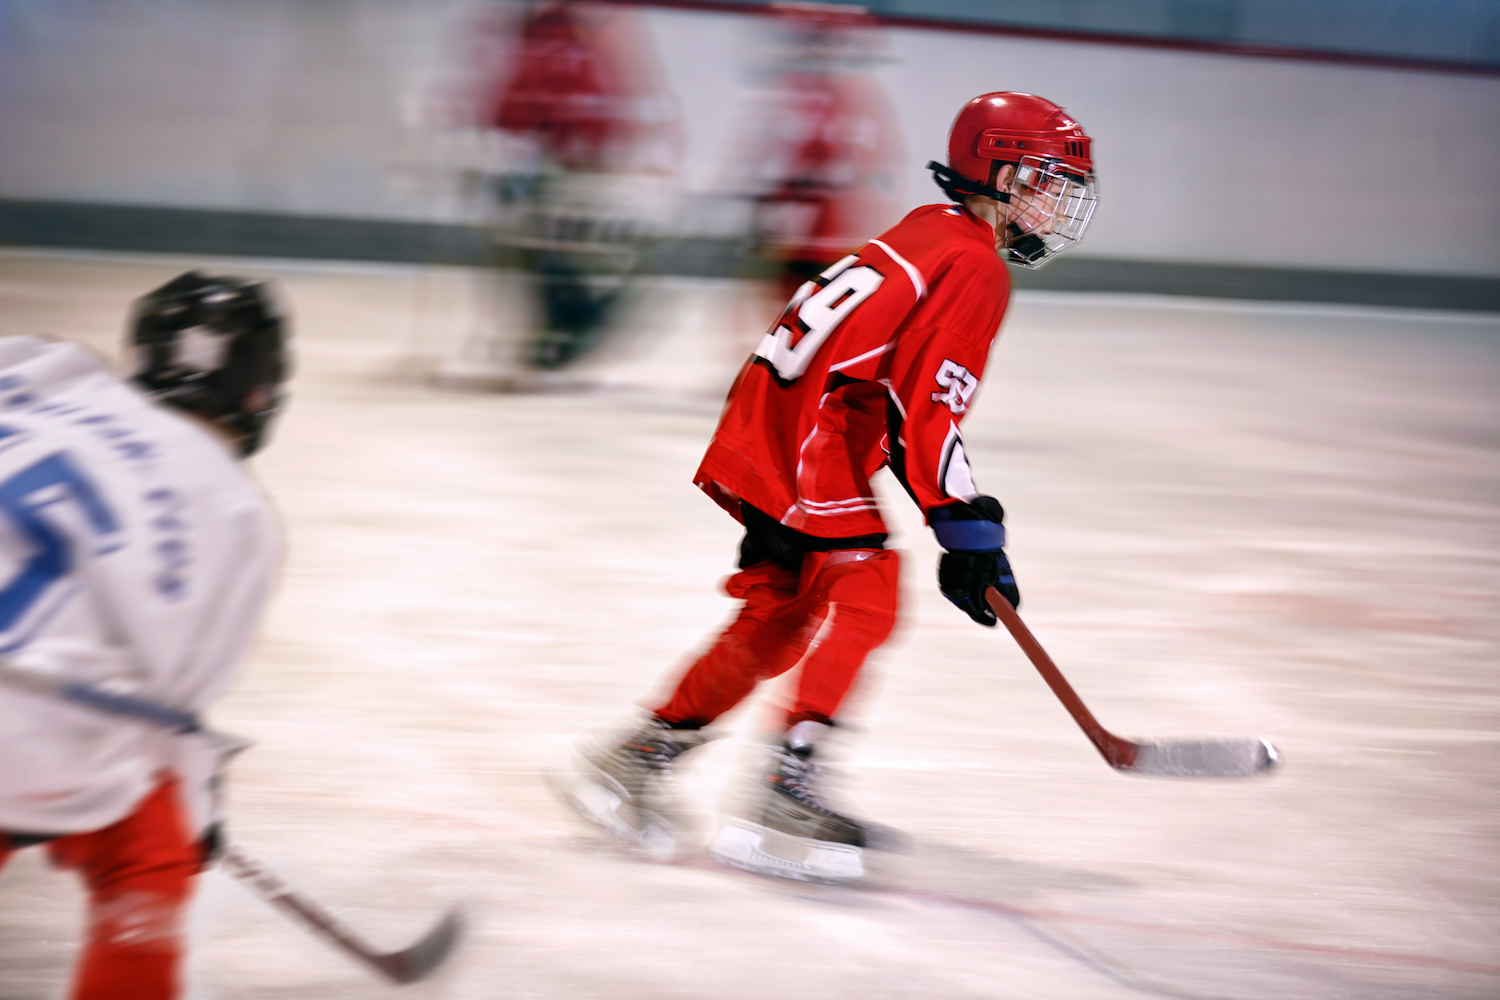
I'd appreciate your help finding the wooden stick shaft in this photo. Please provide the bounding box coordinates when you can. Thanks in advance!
[985,588,1137,769]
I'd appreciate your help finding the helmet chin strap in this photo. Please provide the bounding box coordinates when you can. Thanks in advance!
[928,161,1011,204]
[930,160,1051,264]
[1004,225,1048,263]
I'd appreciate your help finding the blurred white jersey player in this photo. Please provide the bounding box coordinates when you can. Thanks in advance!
[0,272,287,1000]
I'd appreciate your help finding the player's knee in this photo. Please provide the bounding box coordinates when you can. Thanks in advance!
[840,601,898,648]
[727,612,804,654]
[821,559,899,628]
[711,628,794,681]
[86,889,187,954]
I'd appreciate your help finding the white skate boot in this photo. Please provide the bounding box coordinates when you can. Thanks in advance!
[552,716,710,860]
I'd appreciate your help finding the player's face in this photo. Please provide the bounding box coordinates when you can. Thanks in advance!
[1001,165,1069,240]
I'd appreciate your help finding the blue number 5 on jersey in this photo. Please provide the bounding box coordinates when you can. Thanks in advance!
[0,451,121,650]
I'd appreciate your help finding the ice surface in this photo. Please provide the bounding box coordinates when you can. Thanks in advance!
[1,250,1497,998]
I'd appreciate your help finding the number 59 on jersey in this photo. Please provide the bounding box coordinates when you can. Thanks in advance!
[754,256,885,384]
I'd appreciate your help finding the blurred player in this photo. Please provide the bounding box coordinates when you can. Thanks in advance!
[556,93,1099,882]
[479,0,681,370]
[738,4,905,302]
[0,272,287,998]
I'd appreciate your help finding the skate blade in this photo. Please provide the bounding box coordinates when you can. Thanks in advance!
[543,769,680,862]
[709,818,864,884]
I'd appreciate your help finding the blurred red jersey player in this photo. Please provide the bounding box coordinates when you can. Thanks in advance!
[740,4,905,301]
[557,93,1099,883]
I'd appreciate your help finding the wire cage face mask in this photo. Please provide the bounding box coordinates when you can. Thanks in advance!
[999,156,1099,269]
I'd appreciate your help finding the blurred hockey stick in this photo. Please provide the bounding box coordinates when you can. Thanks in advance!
[984,588,1280,777]
[0,661,463,984]
[219,847,463,985]
[0,660,203,731]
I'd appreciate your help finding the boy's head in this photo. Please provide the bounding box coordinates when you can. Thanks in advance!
[930,92,1098,268]
[127,271,289,456]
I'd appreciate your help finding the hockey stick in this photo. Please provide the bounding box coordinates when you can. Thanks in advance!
[0,662,464,983]
[219,846,463,985]
[984,588,1279,777]
[0,661,202,731]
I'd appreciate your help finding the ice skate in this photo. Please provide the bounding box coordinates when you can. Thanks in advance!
[551,716,709,860]
[709,722,874,884]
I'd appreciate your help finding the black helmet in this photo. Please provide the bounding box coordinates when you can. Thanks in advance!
[127,271,289,456]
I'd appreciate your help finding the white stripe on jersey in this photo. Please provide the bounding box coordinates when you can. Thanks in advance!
[800,501,881,516]
[939,422,980,501]
[868,239,927,300]
[800,496,880,509]
[829,341,894,373]
[879,378,907,419]
[781,497,882,523]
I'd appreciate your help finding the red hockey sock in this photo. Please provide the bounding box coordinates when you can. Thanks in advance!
[46,777,201,1000]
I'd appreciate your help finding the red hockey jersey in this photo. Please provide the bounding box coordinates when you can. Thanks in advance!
[695,204,1011,538]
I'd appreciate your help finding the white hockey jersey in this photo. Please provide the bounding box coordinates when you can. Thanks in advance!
[0,336,278,837]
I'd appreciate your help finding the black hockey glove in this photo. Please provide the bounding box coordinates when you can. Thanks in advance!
[930,496,1020,627]
[199,821,227,870]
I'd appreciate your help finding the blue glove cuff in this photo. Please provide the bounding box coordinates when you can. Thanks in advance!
[932,518,1005,552]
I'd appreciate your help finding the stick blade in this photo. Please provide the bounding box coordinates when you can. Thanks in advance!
[1123,737,1279,778]
[377,908,464,984]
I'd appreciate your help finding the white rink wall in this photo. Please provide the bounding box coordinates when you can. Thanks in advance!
[1,0,1498,276]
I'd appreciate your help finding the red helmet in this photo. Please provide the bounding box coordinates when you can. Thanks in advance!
[929,92,1098,269]
[948,92,1092,188]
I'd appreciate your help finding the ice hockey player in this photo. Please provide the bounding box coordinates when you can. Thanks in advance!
[557,93,1098,882]
[0,272,288,999]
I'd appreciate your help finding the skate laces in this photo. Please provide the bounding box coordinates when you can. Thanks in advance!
[602,720,703,789]
[770,745,822,805]
[628,730,688,770]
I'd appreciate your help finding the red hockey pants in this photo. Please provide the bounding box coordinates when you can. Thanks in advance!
[654,548,901,727]
[0,777,200,1000]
